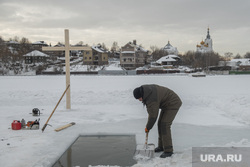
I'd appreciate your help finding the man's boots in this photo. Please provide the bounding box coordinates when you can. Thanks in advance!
[160,152,173,158]
[154,147,164,152]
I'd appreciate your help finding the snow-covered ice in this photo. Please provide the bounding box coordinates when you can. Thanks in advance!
[1,74,250,167]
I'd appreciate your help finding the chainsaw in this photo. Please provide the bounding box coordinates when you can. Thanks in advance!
[27,119,40,130]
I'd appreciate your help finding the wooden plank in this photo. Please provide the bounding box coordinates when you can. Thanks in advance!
[55,122,76,132]
[42,46,91,51]
[42,47,66,51]
[69,46,92,51]
[41,85,70,132]
[65,29,71,110]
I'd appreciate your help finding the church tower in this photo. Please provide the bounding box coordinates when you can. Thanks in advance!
[162,41,178,55]
[196,28,213,53]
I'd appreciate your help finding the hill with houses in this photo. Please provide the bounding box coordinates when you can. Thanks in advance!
[0,39,193,75]
[1,31,250,75]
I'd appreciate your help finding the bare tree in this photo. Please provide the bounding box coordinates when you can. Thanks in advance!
[19,37,31,57]
[110,41,120,58]
[75,41,84,46]
[224,52,233,61]
[150,45,158,54]
[151,46,168,61]
[234,53,242,59]
[0,36,10,65]
[181,51,224,70]
[100,43,108,51]
[244,52,250,58]
[110,41,119,52]
[8,36,19,42]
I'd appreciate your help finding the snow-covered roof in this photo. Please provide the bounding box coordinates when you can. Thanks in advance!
[32,41,48,46]
[135,45,147,52]
[126,42,148,53]
[92,45,107,53]
[6,41,19,45]
[156,55,180,64]
[8,46,18,54]
[230,59,250,66]
[23,50,49,57]
[54,43,65,47]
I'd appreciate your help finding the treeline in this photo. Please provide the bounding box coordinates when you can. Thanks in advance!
[149,47,224,69]
[150,46,250,70]
[0,36,32,65]
[179,51,224,70]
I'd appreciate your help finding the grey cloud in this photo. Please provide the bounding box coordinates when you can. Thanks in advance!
[0,0,250,55]
[2,0,250,30]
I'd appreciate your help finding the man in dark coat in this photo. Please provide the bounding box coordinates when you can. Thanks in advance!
[133,84,182,158]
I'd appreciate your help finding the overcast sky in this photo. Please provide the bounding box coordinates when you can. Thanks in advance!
[0,0,249,56]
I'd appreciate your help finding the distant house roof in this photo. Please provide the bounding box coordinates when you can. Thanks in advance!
[54,43,65,47]
[6,41,19,45]
[230,58,250,66]
[127,42,148,52]
[23,50,50,57]
[156,55,180,64]
[32,41,49,46]
[92,45,107,53]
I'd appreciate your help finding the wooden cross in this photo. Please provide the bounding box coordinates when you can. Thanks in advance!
[42,29,91,109]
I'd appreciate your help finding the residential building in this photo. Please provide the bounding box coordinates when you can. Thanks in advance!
[32,41,49,51]
[219,58,250,71]
[83,44,108,65]
[120,40,148,70]
[23,50,49,64]
[5,40,20,55]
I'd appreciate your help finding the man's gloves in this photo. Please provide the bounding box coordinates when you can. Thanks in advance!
[145,127,149,133]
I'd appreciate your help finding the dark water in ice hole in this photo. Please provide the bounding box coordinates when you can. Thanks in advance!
[53,135,137,167]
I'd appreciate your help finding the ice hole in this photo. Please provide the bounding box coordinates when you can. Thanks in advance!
[53,135,137,167]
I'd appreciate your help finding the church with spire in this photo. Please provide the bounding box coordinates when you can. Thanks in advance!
[162,41,178,55]
[196,28,213,53]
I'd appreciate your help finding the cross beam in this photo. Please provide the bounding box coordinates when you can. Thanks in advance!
[42,46,91,51]
[42,29,91,110]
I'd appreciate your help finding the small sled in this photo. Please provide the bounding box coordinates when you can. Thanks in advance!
[134,132,155,160]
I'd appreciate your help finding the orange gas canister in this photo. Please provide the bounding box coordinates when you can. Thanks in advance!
[11,120,22,130]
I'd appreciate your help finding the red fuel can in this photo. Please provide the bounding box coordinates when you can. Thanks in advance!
[11,120,22,130]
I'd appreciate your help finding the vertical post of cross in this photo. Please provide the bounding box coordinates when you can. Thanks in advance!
[64,29,71,109]
[42,29,92,110]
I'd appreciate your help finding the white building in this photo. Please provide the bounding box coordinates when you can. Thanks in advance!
[196,28,213,53]
[219,58,250,67]
[162,41,178,55]
[156,55,181,66]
